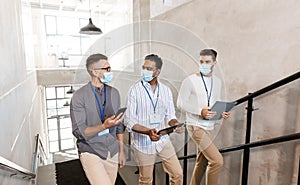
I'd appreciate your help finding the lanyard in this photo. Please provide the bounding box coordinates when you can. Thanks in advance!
[90,82,106,123]
[141,81,160,113]
[200,74,213,107]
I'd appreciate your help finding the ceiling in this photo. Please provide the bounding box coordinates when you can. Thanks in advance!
[21,0,125,15]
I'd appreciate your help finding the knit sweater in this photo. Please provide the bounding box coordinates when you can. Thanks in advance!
[177,73,222,130]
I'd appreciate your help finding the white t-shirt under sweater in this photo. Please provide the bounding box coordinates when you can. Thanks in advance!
[177,73,222,130]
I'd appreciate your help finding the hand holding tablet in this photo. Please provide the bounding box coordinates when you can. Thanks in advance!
[157,123,185,135]
[115,107,127,118]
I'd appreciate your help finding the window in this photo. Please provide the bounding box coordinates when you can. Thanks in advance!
[45,15,92,67]
[44,13,134,71]
[45,86,75,153]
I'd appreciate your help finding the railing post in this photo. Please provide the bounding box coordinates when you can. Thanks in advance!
[242,94,253,185]
[166,173,169,185]
[153,164,156,185]
[127,132,131,161]
[32,134,39,173]
[297,157,300,185]
[183,127,188,185]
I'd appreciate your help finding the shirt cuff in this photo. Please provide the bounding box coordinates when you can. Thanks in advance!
[125,119,136,132]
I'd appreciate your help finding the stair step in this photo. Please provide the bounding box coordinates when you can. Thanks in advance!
[36,164,56,185]
[55,159,126,185]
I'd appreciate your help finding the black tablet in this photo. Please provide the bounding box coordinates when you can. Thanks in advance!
[115,107,127,117]
[157,123,185,135]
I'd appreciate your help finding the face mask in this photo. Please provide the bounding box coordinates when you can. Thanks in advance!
[141,69,154,82]
[100,72,113,83]
[199,64,212,75]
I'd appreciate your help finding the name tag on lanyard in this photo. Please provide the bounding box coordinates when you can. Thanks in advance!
[150,113,161,125]
[98,129,109,137]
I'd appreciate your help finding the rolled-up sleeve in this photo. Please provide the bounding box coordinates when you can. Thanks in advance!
[124,86,138,132]
[70,92,87,140]
[116,123,125,134]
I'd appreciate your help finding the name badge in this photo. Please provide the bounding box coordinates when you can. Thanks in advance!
[150,113,161,125]
[98,129,109,137]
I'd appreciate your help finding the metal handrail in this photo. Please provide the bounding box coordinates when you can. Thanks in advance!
[0,156,35,179]
[220,132,300,153]
[235,71,300,105]
[176,132,300,161]
[32,134,47,173]
[0,134,46,180]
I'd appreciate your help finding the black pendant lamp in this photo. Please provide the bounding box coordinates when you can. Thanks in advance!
[79,0,102,35]
[66,86,75,94]
[63,101,70,106]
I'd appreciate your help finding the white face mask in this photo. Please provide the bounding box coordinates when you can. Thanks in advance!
[141,69,154,82]
[199,64,212,75]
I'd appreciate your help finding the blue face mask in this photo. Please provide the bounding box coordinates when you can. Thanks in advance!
[141,69,154,82]
[100,72,113,83]
[199,64,212,75]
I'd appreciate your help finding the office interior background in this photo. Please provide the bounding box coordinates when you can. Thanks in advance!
[0,0,299,184]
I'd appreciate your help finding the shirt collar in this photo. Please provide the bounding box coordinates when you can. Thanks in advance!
[141,79,160,88]
[89,81,105,93]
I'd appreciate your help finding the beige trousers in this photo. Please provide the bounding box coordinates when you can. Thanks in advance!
[80,152,118,185]
[135,140,183,185]
[187,125,223,185]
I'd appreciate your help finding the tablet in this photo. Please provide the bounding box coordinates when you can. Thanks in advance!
[209,101,236,120]
[157,123,185,135]
[115,107,127,117]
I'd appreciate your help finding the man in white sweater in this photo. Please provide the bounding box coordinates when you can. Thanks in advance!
[177,49,230,185]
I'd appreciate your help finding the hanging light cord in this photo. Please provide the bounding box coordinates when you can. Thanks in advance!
[89,0,91,18]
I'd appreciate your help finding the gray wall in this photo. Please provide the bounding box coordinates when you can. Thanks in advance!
[0,0,46,184]
[148,0,300,185]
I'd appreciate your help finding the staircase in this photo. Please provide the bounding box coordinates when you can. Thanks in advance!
[36,159,127,185]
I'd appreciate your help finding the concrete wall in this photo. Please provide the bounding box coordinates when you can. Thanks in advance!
[148,0,300,184]
[36,1,300,184]
[10,0,300,184]
[0,0,46,184]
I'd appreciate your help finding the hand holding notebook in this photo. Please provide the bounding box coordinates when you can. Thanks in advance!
[209,101,236,120]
